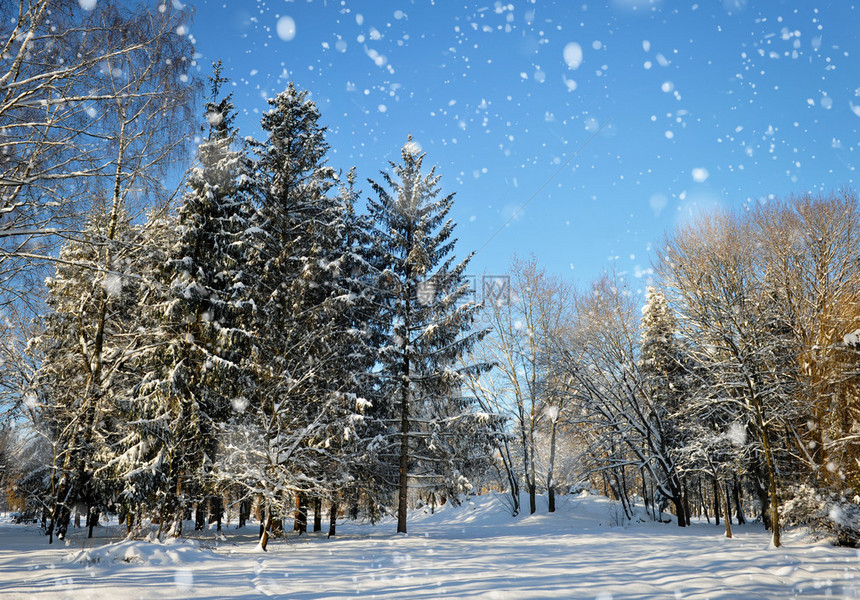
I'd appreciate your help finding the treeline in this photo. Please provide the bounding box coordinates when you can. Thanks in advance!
[1,2,493,548]
[3,1,859,551]
[467,194,860,547]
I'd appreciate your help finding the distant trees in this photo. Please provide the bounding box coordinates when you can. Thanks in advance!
[469,256,574,515]
[653,192,860,546]
[471,192,860,547]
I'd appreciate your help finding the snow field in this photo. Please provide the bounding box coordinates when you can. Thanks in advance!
[1,493,858,599]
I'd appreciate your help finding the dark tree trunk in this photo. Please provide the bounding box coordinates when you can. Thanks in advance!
[672,495,687,527]
[724,481,733,526]
[195,502,206,531]
[546,418,558,514]
[238,499,246,528]
[86,507,99,538]
[397,350,411,533]
[682,481,692,526]
[313,498,322,532]
[213,496,223,532]
[259,507,272,552]
[294,493,307,534]
[713,476,721,526]
[528,483,536,515]
[328,502,338,538]
[733,476,746,525]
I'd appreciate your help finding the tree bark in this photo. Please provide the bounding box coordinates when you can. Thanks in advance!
[719,479,733,538]
[313,498,322,532]
[259,506,272,552]
[397,335,411,534]
[713,476,721,526]
[732,476,746,525]
[328,501,338,538]
[86,507,98,539]
[547,417,558,513]
[294,493,307,535]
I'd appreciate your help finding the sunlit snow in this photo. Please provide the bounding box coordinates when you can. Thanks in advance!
[3,495,859,598]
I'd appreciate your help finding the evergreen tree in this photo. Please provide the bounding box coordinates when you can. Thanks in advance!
[126,63,255,537]
[32,203,144,541]
[639,286,690,526]
[239,84,374,549]
[367,138,488,533]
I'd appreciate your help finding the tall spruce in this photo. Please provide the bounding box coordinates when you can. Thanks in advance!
[241,84,374,549]
[638,286,689,526]
[127,63,254,537]
[367,138,488,533]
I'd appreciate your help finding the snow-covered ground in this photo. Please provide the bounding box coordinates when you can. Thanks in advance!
[1,493,858,599]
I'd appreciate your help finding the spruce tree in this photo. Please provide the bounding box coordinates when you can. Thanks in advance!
[241,84,375,549]
[367,138,488,533]
[639,286,690,526]
[127,63,255,537]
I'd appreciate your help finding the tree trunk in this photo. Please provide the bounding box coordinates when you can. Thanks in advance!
[682,480,692,526]
[499,428,520,516]
[670,474,687,527]
[213,496,223,532]
[238,499,248,528]
[719,478,733,538]
[86,507,98,539]
[397,352,411,533]
[713,476,721,526]
[313,498,322,532]
[752,398,781,546]
[195,502,205,531]
[294,493,307,534]
[547,417,558,513]
[698,477,710,523]
[328,501,338,538]
[259,506,272,552]
[672,494,687,527]
[733,476,746,525]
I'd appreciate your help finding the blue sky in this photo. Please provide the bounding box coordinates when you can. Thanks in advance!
[186,0,859,293]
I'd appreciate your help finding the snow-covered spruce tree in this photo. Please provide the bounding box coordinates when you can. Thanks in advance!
[124,65,256,538]
[367,138,489,533]
[31,205,145,542]
[638,286,690,526]
[235,84,376,550]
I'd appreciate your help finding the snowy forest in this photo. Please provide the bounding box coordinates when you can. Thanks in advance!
[2,0,860,559]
